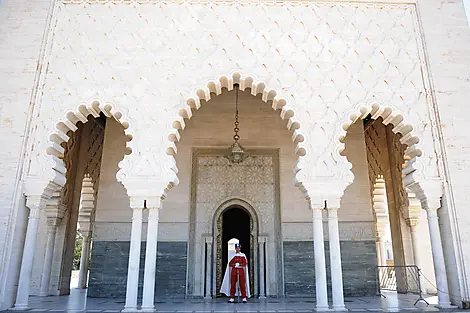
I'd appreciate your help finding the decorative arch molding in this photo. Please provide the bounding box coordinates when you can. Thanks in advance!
[333,100,440,198]
[211,197,260,298]
[211,197,260,231]
[41,99,135,192]
[166,72,310,192]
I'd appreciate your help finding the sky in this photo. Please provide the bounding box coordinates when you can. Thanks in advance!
[464,0,470,27]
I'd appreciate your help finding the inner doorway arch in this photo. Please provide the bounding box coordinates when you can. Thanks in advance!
[212,198,259,298]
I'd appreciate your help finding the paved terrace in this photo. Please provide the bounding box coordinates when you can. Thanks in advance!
[1,289,464,313]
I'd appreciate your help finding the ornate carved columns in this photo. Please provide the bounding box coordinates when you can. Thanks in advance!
[421,198,452,308]
[77,176,95,289]
[375,223,387,267]
[303,180,347,311]
[123,199,144,312]
[310,200,329,311]
[258,236,267,299]
[406,217,421,270]
[404,191,423,270]
[39,198,66,296]
[141,197,163,312]
[327,203,346,311]
[121,176,172,312]
[78,232,92,289]
[204,236,213,300]
[373,177,388,267]
[123,194,165,312]
[14,187,56,310]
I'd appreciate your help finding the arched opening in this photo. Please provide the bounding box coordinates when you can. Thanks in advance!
[167,81,299,299]
[340,114,437,299]
[55,113,108,295]
[166,73,309,192]
[221,206,252,295]
[29,110,130,299]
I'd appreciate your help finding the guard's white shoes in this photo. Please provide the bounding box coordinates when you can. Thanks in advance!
[242,298,247,303]
[228,298,235,303]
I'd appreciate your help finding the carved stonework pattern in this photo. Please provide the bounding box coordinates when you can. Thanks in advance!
[82,119,105,208]
[391,128,408,213]
[364,121,408,212]
[59,129,80,209]
[365,121,386,198]
[197,156,274,206]
[195,154,274,297]
[27,1,442,196]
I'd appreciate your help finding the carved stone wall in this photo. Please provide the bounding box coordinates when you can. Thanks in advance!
[26,1,441,200]
[189,151,282,297]
[365,120,386,198]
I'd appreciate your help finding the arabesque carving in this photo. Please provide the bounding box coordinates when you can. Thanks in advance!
[27,1,441,200]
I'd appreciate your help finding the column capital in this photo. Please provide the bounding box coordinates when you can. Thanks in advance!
[326,198,341,209]
[80,230,93,239]
[311,206,324,220]
[147,195,164,210]
[44,203,66,220]
[406,218,419,228]
[46,217,61,228]
[124,179,170,203]
[25,194,51,212]
[130,196,164,210]
[327,207,339,220]
[419,197,441,215]
[302,180,346,207]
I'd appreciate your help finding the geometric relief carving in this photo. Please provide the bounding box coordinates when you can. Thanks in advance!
[197,156,274,208]
[82,117,106,204]
[31,1,440,199]
[196,154,274,296]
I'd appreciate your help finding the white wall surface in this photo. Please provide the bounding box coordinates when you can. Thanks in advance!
[416,0,470,303]
[0,0,53,309]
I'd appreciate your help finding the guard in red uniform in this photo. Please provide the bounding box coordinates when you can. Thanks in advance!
[220,243,251,303]
[229,244,248,301]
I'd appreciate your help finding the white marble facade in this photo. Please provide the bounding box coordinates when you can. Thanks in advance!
[1,0,470,310]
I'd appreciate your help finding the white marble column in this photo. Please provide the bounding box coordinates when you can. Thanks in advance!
[14,204,43,309]
[141,207,160,311]
[39,200,66,296]
[258,237,266,298]
[373,177,388,267]
[407,219,421,269]
[376,236,383,266]
[39,220,58,296]
[425,204,452,308]
[312,207,329,311]
[77,176,95,289]
[327,208,346,311]
[123,207,144,312]
[78,232,92,289]
[204,237,212,299]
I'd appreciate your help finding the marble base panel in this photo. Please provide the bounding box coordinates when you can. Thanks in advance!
[88,241,187,298]
[283,241,378,297]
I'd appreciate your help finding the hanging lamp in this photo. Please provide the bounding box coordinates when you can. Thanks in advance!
[224,84,249,163]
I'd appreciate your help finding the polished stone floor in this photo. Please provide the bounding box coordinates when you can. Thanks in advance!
[3,289,459,313]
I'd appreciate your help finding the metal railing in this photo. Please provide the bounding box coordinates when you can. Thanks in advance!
[376,265,428,305]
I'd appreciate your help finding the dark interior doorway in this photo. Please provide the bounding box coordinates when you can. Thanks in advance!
[221,206,251,284]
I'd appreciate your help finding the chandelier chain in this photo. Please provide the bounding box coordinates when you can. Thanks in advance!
[234,84,240,141]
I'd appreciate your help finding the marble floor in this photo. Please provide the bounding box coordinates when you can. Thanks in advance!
[3,289,459,313]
